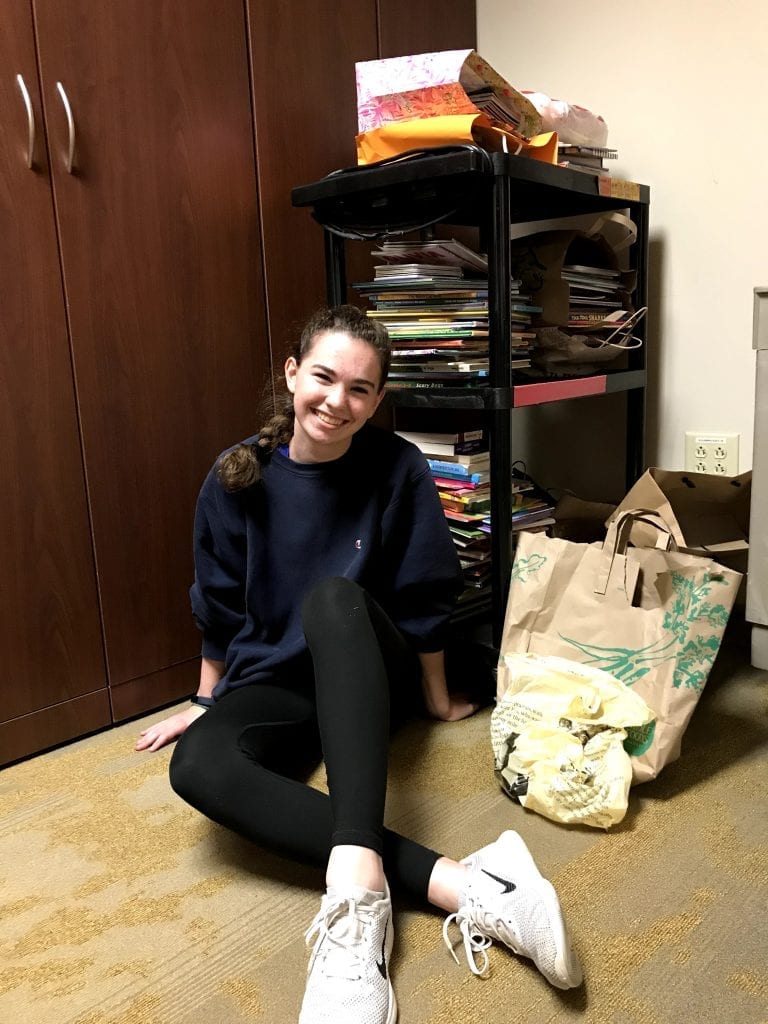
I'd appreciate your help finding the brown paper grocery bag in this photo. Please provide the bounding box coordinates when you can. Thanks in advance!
[610,468,751,569]
[498,510,743,782]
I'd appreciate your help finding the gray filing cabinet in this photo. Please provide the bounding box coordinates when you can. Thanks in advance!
[747,287,768,668]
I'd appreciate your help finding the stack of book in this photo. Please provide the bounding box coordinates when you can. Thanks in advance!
[557,145,618,177]
[396,430,558,595]
[562,263,627,328]
[396,428,492,593]
[509,476,557,534]
[353,239,541,387]
[370,238,488,274]
[471,469,556,546]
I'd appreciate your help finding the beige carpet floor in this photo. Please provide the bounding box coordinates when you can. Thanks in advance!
[2,629,767,1024]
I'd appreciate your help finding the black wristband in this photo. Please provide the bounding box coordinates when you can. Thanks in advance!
[191,694,215,709]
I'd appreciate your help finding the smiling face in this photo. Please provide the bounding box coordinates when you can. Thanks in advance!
[284,329,386,463]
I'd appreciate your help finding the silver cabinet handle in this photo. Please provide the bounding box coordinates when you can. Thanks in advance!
[16,74,35,168]
[56,81,75,173]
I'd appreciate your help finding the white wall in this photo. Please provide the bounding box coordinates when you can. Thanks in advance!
[478,0,768,473]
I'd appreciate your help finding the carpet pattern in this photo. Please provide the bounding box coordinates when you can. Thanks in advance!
[2,638,767,1023]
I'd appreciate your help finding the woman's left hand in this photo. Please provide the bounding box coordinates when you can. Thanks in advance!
[424,692,480,722]
[135,705,207,752]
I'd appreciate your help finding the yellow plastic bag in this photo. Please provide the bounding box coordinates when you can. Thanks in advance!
[491,652,655,829]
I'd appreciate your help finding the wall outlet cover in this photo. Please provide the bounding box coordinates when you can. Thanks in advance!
[684,431,739,476]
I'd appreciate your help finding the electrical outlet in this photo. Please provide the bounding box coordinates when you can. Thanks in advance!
[684,432,739,475]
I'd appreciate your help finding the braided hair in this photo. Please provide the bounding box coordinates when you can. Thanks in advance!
[216,305,390,492]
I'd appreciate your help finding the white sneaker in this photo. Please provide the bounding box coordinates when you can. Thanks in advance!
[443,830,582,990]
[299,883,396,1024]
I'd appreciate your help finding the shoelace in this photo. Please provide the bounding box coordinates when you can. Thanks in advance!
[442,910,492,977]
[305,896,378,980]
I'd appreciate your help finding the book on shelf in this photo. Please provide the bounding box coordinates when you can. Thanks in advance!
[386,379,488,390]
[368,309,490,320]
[391,347,489,359]
[370,238,488,273]
[427,460,491,484]
[557,144,618,159]
[353,278,490,293]
[461,556,491,572]
[389,370,489,383]
[461,568,492,588]
[559,161,608,177]
[442,481,491,499]
[360,288,491,301]
[396,427,486,454]
[374,262,464,278]
[391,361,490,374]
[424,449,490,468]
[431,474,489,491]
[557,144,618,176]
[387,328,490,339]
[384,320,488,331]
[511,507,556,528]
[444,508,489,525]
[373,299,489,311]
[440,491,492,514]
[457,546,491,563]
[390,340,489,351]
[449,523,488,544]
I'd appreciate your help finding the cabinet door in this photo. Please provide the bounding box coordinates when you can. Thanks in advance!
[247,0,379,358]
[377,0,477,57]
[0,1,107,744]
[32,1,269,696]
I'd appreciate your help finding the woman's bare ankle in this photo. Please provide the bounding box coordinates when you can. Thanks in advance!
[326,844,386,894]
[427,856,468,913]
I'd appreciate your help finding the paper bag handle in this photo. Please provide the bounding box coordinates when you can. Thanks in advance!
[594,512,637,596]
[587,211,638,253]
[609,508,677,553]
[594,508,675,598]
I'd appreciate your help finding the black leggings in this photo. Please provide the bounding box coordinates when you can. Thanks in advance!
[169,577,443,900]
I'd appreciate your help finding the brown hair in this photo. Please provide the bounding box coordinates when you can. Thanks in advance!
[217,305,390,492]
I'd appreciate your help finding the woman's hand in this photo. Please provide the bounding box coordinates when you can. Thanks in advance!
[418,650,480,722]
[135,704,207,752]
[423,691,480,722]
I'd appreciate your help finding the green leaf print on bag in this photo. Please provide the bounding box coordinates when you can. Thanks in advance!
[561,570,732,691]
[509,553,547,583]
[623,719,656,756]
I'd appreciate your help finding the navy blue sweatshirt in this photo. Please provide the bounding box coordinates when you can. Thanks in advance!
[190,425,464,697]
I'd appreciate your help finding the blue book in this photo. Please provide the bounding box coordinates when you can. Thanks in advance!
[427,459,490,484]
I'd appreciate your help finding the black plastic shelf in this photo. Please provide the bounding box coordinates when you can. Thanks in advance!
[291,147,649,238]
[292,146,650,649]
[385,369,647,410]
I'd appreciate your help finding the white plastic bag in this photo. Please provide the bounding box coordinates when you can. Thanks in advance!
[522,91,608,148]
[491,652,655,828]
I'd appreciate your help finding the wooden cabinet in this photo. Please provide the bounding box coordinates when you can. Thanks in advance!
[33,1,269,715]
[2,0,268,763]
[1,0,476,765]
[0,1,109,762]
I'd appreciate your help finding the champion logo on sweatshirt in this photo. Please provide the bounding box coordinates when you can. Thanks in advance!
[355,539,362,550]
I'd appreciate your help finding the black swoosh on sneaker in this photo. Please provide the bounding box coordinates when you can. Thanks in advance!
[376,919,388,979]
[481,868,516,893]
